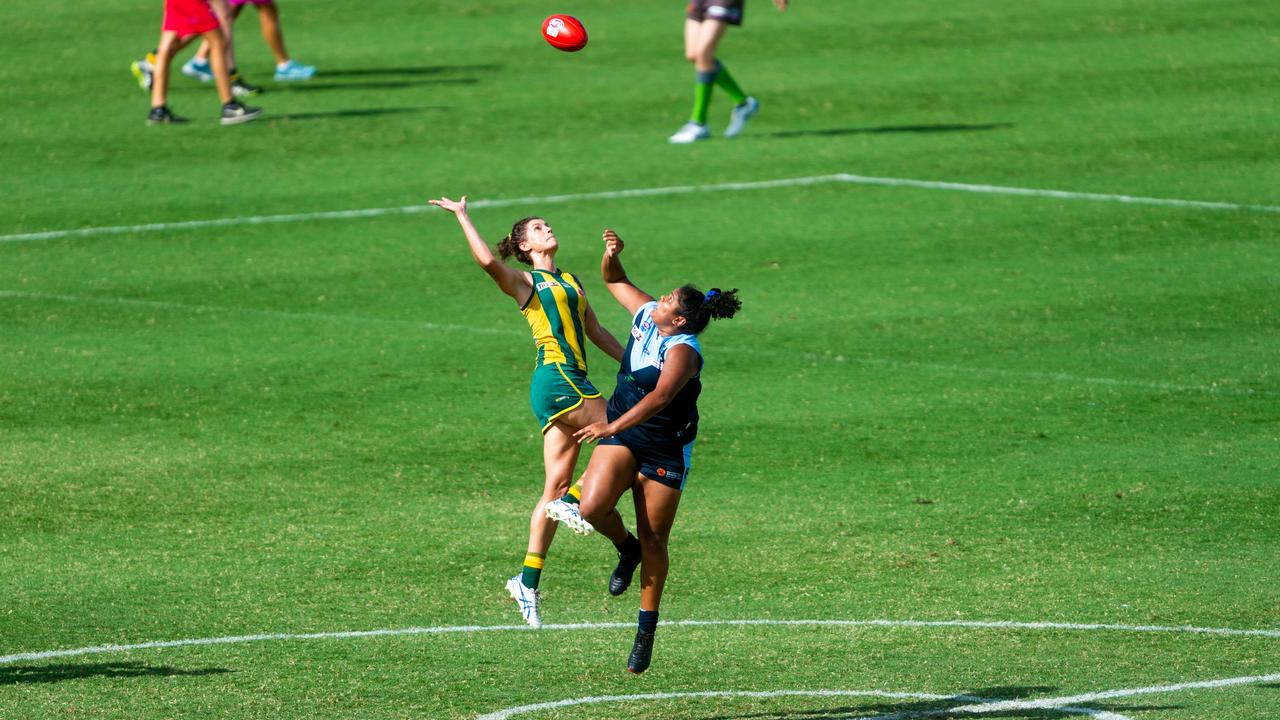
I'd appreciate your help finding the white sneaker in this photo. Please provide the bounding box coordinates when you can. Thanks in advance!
[506,576,542,629]
[724,96,760,138]
[668,121,711,144]
[545,498,595,536]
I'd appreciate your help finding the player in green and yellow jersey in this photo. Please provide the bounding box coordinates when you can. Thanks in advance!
[430,195,625,629]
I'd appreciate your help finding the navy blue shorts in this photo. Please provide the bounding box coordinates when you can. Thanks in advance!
[600,434,695,491]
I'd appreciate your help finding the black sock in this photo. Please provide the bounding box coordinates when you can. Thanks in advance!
[613,533,640,557]
[638,609,659,634]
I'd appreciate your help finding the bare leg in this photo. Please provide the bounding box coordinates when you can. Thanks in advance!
[151,32,185,109]
[194,3,243,66]
[579,445,638,545]
[631,477,682,612]
[526,423,583,559]
[257,2,290,65]
[685,18,729,73]
[205,29,233,104]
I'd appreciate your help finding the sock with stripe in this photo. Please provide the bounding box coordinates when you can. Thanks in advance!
[561,482,583,505]
[691,67,717,125]
[521,552,545,590]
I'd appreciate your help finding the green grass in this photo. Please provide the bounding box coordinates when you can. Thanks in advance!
[2,0,1278,718]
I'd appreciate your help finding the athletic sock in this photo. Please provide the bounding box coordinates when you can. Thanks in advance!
[691,67,717,125]
[638,608,659,634]
[521,552,545,589]
[614,533,640,558]
[562,482,583,506]
[713,61,748,105]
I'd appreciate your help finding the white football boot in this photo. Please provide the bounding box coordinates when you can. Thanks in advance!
[506,575,542,629]
[545,498,595,536]
[668,121,711,144]
[724,96,760,138]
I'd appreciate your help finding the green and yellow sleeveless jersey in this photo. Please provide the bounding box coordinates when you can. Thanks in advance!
[521,269,591,371]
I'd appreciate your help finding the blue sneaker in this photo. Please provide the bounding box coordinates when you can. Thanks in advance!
[274,59,316,81]
[181,58,213,83]
[724,96,760,138]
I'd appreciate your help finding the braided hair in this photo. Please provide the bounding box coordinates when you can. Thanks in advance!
[674,285,741,335]
[495,216,539,265]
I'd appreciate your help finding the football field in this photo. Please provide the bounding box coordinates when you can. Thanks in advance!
[2,1,1278,718]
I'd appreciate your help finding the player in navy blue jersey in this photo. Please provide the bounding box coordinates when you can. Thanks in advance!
[573,229,741,673]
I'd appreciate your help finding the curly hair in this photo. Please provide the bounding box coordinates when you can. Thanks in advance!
[674,285,741,335]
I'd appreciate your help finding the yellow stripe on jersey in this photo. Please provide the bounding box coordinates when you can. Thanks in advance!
[547,276,588,370]
[523,293,567,365]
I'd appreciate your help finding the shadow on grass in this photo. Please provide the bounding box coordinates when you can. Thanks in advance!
[267,106,448,122]
[703,685,1181,719]
[317,64,501,77]
[0,662,232,685]
[760,122,1014,139]
[271,78,480,92]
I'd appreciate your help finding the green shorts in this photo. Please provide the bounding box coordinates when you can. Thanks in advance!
[530,363,601,433]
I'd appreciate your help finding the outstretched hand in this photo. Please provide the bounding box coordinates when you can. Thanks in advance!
[574,422,615,444]
[429,195,468,215]
[773,0,789,9]
[602,229,624,258]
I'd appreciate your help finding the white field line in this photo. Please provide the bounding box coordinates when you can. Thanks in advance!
[3,617,1278,666]
[2,289,1270,397]
[475,689,1128,720]
[0,174,850,244]
[836,173,1280,214]
[946,672,1280,716]
[2,172,1278,244]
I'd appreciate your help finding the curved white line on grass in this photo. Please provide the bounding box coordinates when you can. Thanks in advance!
[474,689,1130,720]
[2,172,1276,243]
[4,617,1278,666]
[1,289,1270,398]
[946,672,1280,715]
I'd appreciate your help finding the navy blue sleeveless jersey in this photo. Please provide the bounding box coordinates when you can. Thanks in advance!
[608,301,704,447]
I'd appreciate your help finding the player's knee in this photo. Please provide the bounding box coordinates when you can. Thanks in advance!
[637,530,668,556]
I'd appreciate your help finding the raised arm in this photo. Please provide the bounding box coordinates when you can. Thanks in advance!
[583,302,624,363]
[575,344,699,443]
[429,195,532,304]
[600,229,654,316]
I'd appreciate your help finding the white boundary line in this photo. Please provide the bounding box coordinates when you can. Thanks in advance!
[2,172,1277,243]
[4,617,1278,666]
[475,689,1131,720]
[1,289,1270,397]
[0,175,848,244]
[3,617,1274,719]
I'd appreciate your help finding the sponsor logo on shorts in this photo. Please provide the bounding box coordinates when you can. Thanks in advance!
[707,6,739,20]
[656,467,683,480]
[555,396,570,402]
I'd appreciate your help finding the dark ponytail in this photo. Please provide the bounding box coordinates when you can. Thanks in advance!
[496,216,538,265]
[676,285,741,334]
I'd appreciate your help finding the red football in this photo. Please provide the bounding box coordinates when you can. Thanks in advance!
[542,14,588,52]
